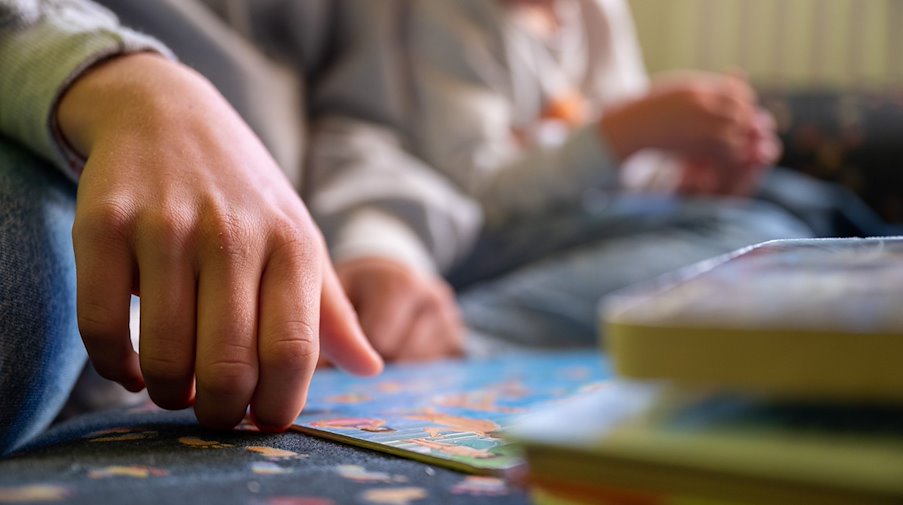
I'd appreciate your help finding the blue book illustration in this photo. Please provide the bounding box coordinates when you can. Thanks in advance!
[292,351,611,474]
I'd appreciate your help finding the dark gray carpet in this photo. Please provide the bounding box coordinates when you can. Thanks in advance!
[1,404,528,504]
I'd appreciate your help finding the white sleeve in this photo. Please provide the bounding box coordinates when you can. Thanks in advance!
[408,0,623,228]
[594,0,686,194]
[304,0,483,274]
[309,116,482,274]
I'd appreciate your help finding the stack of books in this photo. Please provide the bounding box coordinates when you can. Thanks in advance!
[509,238,903,505]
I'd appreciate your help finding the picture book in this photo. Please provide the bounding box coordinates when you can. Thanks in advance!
[292,351,610,474]
[602,237,903,400]
[509,382,903,505]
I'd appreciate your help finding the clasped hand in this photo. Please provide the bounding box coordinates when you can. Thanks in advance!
[602,72,780,196]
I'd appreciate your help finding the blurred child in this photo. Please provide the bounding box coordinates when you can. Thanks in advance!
[305,0,813,359]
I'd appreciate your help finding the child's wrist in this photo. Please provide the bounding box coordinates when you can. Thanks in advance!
[598,104,645,163]
[57,53,220,157]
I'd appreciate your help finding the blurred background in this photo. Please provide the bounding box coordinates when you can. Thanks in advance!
[630,0,903,224]
[631,0,902,89]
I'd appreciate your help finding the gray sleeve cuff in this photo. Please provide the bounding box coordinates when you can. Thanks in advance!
[0,0,174,178]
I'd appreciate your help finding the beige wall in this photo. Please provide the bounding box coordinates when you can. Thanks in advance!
[629,0,903,88]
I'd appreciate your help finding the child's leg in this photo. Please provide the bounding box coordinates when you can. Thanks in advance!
[456,198,813,354]
[0,141,86,455]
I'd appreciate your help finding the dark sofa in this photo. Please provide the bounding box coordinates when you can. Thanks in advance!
[763,89,903,225]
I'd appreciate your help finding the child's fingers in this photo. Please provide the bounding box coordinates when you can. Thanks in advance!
[727,161,770,197]
[250,237,322,431]
[73,209,144,392]
[756,108,777,131]
[723,70,755,103]
[319,262,384,375]
[193,234,261,430]
[136,233,197,410]
[725,67,748,82]
[747,110,782,166]
[713,87,756,125]
[679,158,724,195]
[395,288,464,363]
[394,310,443,363]
[350,273,419,362]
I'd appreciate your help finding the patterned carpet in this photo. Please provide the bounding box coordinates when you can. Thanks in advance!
[0,404,529,505]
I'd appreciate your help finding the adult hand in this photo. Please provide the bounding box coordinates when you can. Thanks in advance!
[335,257,464,362]
[58,53,382,432]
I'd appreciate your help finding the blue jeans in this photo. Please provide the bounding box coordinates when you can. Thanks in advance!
[0,139,85,455]
[454,195,814,355]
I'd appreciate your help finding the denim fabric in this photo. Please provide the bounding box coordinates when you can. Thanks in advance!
[456,196,815,355]
[0,139,85,455]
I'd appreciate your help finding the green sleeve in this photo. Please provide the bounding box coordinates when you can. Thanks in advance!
[0,0,172,177]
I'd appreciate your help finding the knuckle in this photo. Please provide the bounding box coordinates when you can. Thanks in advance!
[435,281,456,301]
[77,301,118,341]
[383,278,413,300]
[267,232,323,283]
[726,103,748,123]
[709,138,733,158]
[202,203,255,259]
[686,88,709,106]
[73,199,136,244]
[140,352,193,383]
[262,325,319,372]
[697,97,721,117]
[141,207,195,249]
[720,129,744,148]
[270,225,320,262]
[685,85,705,97]
[730,83,754,101]
[197,359,256,397]
[420,291,444,313]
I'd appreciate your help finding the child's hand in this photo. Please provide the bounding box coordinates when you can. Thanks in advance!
[335,257,464,363]
[601,73,760,171]
[677,109,781,196]
[58,54,382,432]
[747,108,782,168]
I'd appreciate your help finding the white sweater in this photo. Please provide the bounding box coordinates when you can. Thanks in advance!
[0,0,664,277]
[305,0,662,274]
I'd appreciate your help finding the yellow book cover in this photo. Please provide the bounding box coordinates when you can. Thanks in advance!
[603,237,903,400]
